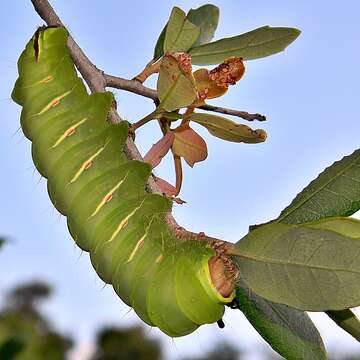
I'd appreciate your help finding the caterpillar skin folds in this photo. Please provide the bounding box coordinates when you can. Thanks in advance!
[12,27,235,337]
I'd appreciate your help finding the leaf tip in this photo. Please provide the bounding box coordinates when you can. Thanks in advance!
[255,129,267,142]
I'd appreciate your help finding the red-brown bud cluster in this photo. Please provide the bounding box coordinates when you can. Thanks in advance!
[171,52,193,75]
[208,56,245,88]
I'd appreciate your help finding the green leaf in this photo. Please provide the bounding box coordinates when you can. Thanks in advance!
[248,142,360,336]
[153,24,167,60]
[307,217,360,237]
[236,280,327,360]
[187,5,219,47]
[154,5,219,60]
[276,149,360,225]
[273,149,360,341]
[163,7,200,53]
[157,54,197,112]
[0,337,25,360]
[161,111,183,121]
[326,309,360,341]
[190,113,267,143]
[234,218,360,311]
[189,26,301,65]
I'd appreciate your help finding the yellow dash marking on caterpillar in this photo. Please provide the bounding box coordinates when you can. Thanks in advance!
[90,172,129,217]
[84,161,93,170]
[156,254,164,264]
[17,75,55,91]
[39,75,54,84]
[35,89,72,116]
[51,118,88,148]
[70,144,107,183]
[107,200,145,243]
[19,55,67,90]
[127,234,147,263]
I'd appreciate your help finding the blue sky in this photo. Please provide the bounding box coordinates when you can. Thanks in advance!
[1,1,360,359]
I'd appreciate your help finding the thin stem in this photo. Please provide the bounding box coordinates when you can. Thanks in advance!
[158,118,183,197]
[173,155,183,197]
[104,73,266,122]
[201,104,266,122]
[181,106,195,125]
[129,110,158,132]
[157,116,172,137]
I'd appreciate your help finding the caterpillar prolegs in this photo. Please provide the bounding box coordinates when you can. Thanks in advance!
[12,27,235,337]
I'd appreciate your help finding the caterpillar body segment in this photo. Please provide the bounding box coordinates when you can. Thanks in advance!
[12,27,235,337]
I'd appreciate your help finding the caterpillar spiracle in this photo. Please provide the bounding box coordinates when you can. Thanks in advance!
[11,27,236,337]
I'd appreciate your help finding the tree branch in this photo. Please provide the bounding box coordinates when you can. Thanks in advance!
[105,74,157,100]
[30,0,235,251]
[200,104,266,122]
[104,74,266,122]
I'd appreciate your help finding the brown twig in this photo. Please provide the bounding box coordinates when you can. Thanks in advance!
[200,104,266,122]
[105,74,157,100]
[104,73,266,122]
[30,0,235,250]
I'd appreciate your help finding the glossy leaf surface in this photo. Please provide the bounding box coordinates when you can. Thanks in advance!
[157,54,197,112]
[163,7,200,53]
[234,218,360,311]
[187,4,219,47]
[190,113,266,143]
[277,149,360,224]
[153,24,167,60]
[190,26,301,65]
[236,280,327,360]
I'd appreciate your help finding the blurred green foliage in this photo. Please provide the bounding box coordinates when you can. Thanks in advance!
[181,342,241,360]
[91,326,161,360]
[0,281,72,360]
[0,278,359,360]
[0,236,7,250]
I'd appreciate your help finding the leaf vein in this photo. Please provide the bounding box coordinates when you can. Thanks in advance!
[238,250,360,274]
[279,152,360,222]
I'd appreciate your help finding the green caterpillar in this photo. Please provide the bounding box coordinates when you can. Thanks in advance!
[12,27,235,337]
